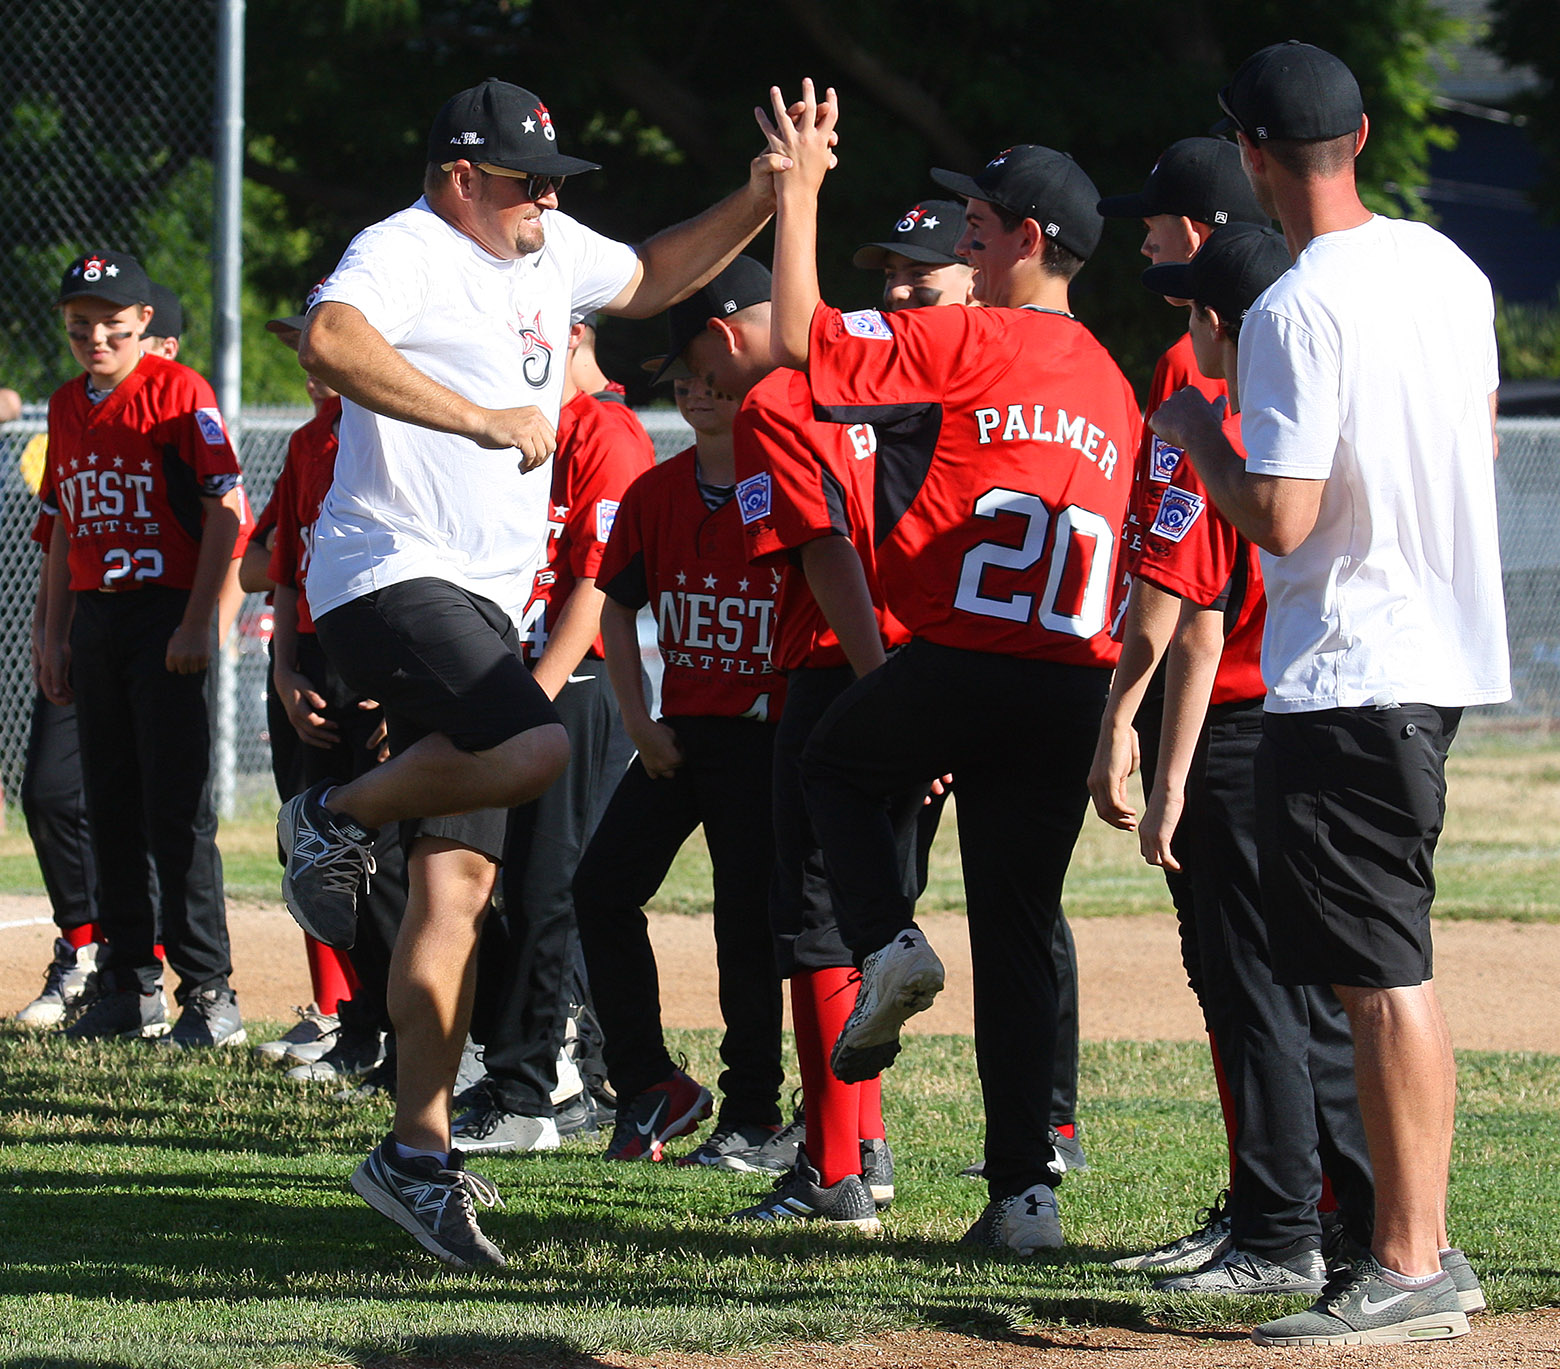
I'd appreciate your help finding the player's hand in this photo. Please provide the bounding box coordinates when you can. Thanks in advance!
[1088,720,1140,829]
[1140,785,1184,871]
[276,666,339,748]
[358,700,390,762]
[472,404,556,472]
[925,772,953,804]
[1149,387,1228,455]
[632,719,685,780]
[166,623,211,674]
[755,80,839,195]
[41,642,72,706]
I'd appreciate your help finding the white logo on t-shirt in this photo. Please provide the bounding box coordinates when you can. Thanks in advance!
[841,310,893,341]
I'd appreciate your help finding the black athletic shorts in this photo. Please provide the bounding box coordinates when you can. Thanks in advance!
[315,577,560,861]
[1256,704,1461,990]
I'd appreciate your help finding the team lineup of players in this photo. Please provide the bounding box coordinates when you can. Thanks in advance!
[16,37,1508,1350]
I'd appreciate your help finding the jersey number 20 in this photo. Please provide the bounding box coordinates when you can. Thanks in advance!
[953,487,1113,637]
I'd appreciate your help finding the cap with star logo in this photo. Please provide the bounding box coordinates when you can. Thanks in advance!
[852,199,968,270]
[58,251,153,309]
[428,78,600,177]
[931,145,1104,261]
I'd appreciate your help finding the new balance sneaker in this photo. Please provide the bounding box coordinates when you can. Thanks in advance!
[164,989,246,1049]
[278,782,377,949]
[721,1104,804,1175]
[961,1182,1063,1255]
[450,1097,561,1154]
[830,928,945,1084]
[255,1003,339,1062]
[285,1025,386,1082]
[350,1138,505,1268]
[1441,1248,1486,1315]
[1156,1244,1327,1295]
[729,1154,882,1234]
[677,1120,779,1168]
[1252,1256,1469,1346]
[604,1068,712,1161]
[1111,1191,1232,1273]
[63,987,170,1040]
[962,1126,1089,1182]
[861,1137,894,1211]
[15,938,100,1028]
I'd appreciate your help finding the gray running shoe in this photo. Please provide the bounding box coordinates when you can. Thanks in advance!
[285,1025,385,1082]
[961,1182,1063,1255]
[729,1154,882,1234]
[1111,1191,1232,1273]
[830,928,944,1084]
[677,1120,778,1168]
[255,1003,339,1061]
[63,987,170,1041]
[451,1098,560,1154]
[350,1138,506,1268]
[861,1137,894,1211]
[1253,1256,1469,1346]
[165,989,246,1049]
[16,938,100,1028]
[278,782,376,949]
[1440,1247,1486,1314]
[554,1091,604,1139]
[721,1104,803,1175]
[1156,1245,1327,1295]
[962,1126,1088,1181]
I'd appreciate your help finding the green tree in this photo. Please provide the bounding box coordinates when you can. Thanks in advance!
[1488,0,1560,220]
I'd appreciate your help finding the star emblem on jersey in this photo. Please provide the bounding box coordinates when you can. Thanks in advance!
[702,574,717,589]
[1149,486,1207,543]
[675,571,687,586]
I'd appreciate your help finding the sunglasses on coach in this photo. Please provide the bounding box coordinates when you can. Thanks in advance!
[477,164,566,199]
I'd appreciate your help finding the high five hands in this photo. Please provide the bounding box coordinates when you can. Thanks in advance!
[754,79,841,192]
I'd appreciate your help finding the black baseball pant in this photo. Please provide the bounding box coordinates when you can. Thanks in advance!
[70,588,232,1001]
[573,714,784,1127]
[802,638,1109,1199]
[21,690,98,934]
[1194,699,1374,1256]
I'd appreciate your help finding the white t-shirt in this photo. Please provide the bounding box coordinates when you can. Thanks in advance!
[307,198,639,619]
[1239,214,1511,712]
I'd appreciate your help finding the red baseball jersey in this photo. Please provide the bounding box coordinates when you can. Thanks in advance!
[733,367,910,671]
[517,390,655,664]
[1131,409,1265,705]
[40,354,243,592]
[268,396,343,634]
[599,447,785,721]
[806,303,1140,665]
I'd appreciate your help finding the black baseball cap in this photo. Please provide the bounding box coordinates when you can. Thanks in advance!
[1140,222,1292,323]
[852,199,968,270]
[648,256,771,384]
[267,278,328,335]
[58,251,153,308]
[428,78,599,176]
[145,283,184,340]
[1098,138,1268,227]
[931,146,1104,261]
[1215,41,1364,143]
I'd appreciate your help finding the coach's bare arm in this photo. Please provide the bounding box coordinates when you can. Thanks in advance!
[299,302,557,470]
[1149,387,1324,556]
[604,150,792,320]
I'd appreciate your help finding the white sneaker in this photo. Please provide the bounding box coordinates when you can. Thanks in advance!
[830,929,944,1083]
[254,1002,339,1061]
[16,939,100,1028]
[961,1183,1063,1255]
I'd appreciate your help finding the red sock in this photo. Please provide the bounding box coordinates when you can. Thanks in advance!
[857,1074,885,1142]
[1318,1174,1339,1215]
[304,935,358,1015]
[154,943,165,962]
[793,967,868,1187]
[63,923,96,950]
[1054,1122,1076,1139]
[1209,1032,1238,1184]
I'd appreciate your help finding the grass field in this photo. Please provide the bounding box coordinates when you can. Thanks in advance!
[1,1026,1557,1368]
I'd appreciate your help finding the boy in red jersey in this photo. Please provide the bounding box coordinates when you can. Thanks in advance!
[761,88,1140,1251]
[572,259,787,1170]
[39,251,246,1047]
[1091,138,1270,1274]
[1132,223,1380,1299]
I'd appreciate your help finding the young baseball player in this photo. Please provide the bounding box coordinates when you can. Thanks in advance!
[761,88,1140,1252]
[572,258,786,1166]
[1128,222,1381,1299]
[455,318,654,1153]
[39,250,246,1048]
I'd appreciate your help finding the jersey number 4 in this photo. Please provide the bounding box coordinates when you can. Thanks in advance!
[953,488,1113,637]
